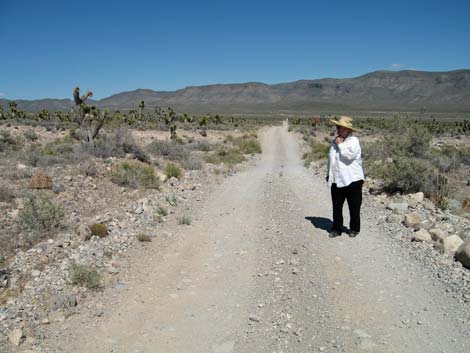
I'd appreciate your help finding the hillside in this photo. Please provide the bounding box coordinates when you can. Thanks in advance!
[2,69,470,114]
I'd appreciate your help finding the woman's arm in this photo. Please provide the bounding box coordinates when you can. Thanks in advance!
[337,137,360,161]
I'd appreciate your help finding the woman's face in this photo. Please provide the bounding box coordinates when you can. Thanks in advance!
[336,126,351,138]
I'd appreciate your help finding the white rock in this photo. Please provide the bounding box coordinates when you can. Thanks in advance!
[429,228,447,242]
[413,229,432,243]
[8,328,25,346]
[404,212,423,228]
[442,235,464,255]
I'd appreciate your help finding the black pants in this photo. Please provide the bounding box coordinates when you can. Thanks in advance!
[331,180,363,233]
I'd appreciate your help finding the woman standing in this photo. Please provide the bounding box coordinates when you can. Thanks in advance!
[326,116,364,238]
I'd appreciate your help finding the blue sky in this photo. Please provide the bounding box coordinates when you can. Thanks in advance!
[1,0,469,100]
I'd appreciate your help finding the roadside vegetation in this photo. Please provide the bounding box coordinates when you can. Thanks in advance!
[293,115,470,212]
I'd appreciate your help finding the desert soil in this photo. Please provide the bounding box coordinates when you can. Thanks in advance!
[40,122,470,353]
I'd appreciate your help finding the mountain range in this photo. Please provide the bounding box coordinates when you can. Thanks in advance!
[1,69,469,115]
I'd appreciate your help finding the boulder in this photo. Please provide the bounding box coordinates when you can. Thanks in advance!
[75,223,92,241]
[386,202,409,215]
[442,235,464,255]
[455,239,470,269]
[29,171,52,189]
[8,328,25,346]
[404,212,423,228]
[412,229,432,243]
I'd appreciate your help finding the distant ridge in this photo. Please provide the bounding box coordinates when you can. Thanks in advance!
[1,69,470,114]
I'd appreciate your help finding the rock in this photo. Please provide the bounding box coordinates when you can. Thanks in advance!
[8,328,25,346]
[442,235,464,255]
[386,202,409,215]
[52,183,65,193]
[463,198,470,211]
[16,163,28,171]
[404,212,423,228]
[75,223,92,241]
[413,229,432,243]
[386,214,403,223]
[447,198,460,211]
[455,239,470,268]
[429,228,447,242]
[409,192,424,204]
[415,219,433,231]
[29,171,53,189]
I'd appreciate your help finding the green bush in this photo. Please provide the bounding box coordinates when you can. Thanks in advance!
[0,130,20,152]
[137,234,152,242]
[165,163,183,179]
[374,157,432,194]
[177,215,191,225]
[70,264,102,289]
[303,139,330,167]
[205,148,246,166]
[0,184,15,202]
[18,193,64,233]
[156,206,168,216]
[23,129,38,141]
[89,223,108,238]
[109,161,160,189]
[147,140,190,161]
[240,139,262,154]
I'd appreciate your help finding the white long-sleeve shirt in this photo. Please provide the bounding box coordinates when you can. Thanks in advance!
[327,135,364,188]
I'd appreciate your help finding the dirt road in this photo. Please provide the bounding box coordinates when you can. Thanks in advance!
[45,123,469,353]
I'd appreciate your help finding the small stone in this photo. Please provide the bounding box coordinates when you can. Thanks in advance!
[249,315,260,322]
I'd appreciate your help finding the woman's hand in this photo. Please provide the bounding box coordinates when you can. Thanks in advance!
[335,136,344,145]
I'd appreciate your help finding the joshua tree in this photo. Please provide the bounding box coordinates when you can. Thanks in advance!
[73,86,109,146]
[138,100,145,120]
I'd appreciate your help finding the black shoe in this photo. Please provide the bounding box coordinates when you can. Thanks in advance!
[328,230,341,238]
[349,231,359,238]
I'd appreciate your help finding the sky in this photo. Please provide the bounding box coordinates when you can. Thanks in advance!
[1,0,469,100]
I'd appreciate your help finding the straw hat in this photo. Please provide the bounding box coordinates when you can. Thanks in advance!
[330,116,360,132]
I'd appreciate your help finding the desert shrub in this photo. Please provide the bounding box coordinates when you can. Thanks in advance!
[166,194,178,206]
[181,154,203,170]
[156,206,168,216]
[0,130,19,152]
[373,157,433,194]
[239,139,262,154]
[42,137,75,156]
[137,234,152,242]
[303,140,330,166]
[23,129,38,141]
[205,148,246,166]
[79,160,98,177]
[89,223,108,238]
[187,140,214,152]
[82,127,149,163]
[70,264,102,289]
[165,163,183,179]
[109,161,160,188]
[18,193,64,233]
[147,140,190,161]
[0,184,15,202]
[177,215,191,225]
